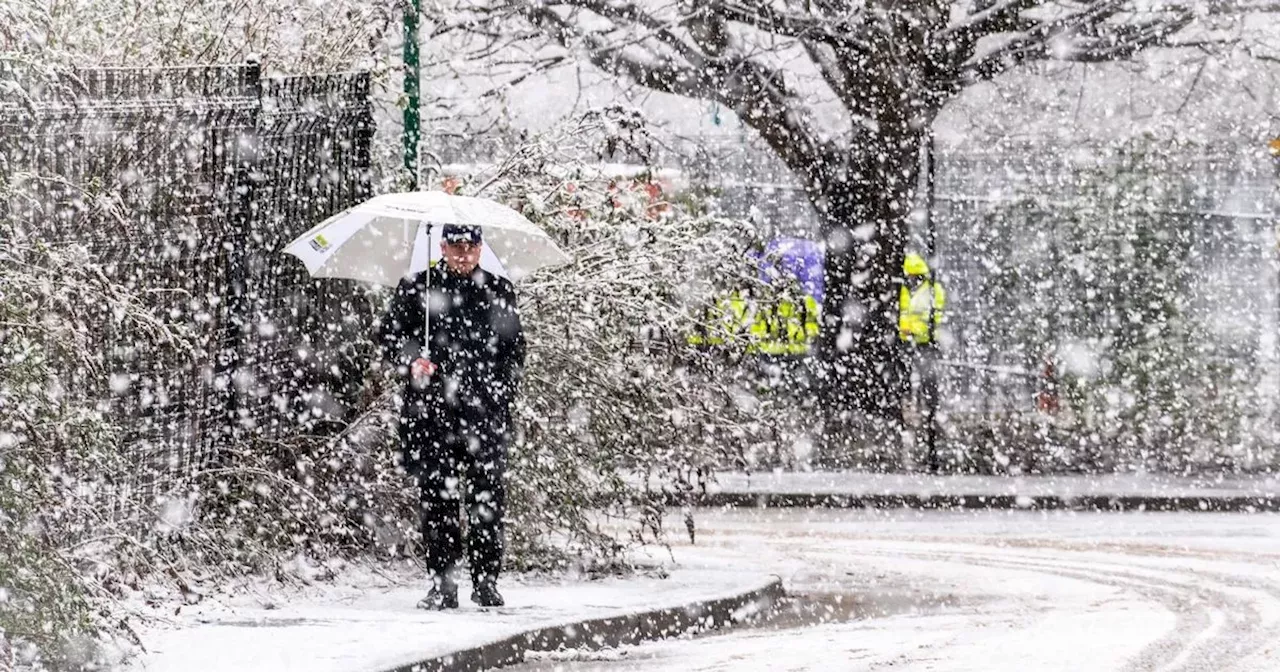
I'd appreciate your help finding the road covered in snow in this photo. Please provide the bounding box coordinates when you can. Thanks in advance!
[516,508,1280,672]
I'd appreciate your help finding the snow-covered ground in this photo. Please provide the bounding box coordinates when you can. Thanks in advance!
[123,547,776,672]
[705,471,1280,499]
[514,508,1280,671]
[123,508,1280,672]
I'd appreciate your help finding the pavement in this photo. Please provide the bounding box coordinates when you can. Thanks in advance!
[688,470,1280,511]
[123,546,782,672]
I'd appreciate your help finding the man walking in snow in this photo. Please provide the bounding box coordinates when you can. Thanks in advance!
[379,224,526,610]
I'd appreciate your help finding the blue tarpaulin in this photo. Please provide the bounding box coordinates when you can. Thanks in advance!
[753,237,824,305]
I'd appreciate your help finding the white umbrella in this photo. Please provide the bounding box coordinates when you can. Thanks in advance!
[282,191,569,286]
[282,191,570,360]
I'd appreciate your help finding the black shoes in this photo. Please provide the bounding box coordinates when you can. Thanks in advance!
[470,580,505,607]
[417,574,459,610]
[416,574,503,609]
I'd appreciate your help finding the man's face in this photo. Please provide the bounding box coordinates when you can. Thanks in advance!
[442,240,482,275]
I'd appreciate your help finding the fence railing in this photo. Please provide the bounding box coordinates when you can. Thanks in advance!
[0,64,374,520]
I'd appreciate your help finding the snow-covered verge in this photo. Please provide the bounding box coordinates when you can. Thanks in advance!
[702,471,1280,499]
[123,547,776,672]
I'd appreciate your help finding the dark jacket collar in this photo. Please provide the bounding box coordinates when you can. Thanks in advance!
[426,265,495,289]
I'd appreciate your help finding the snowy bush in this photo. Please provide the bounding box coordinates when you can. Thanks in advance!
[0,219,189,669]
[163,383,418,576]
[2,4,780,610]
[3,0,394,73]
[1055,139,1257,471]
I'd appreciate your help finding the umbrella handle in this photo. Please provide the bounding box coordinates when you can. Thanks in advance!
[410,254,433,387]
[423,223,432,361]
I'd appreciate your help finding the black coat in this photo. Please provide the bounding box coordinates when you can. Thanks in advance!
[379,265,526,421]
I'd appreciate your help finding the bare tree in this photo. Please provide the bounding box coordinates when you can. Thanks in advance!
[437,0,1201,457]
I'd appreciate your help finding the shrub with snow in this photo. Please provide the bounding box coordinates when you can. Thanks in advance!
[0,219,186,669]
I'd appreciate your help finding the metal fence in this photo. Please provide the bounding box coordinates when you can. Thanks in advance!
[931,143,1278,404]
[0,64,374,518]
[927,142,1279,470]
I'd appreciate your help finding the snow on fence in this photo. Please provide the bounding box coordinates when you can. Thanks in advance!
[0,64,374,522]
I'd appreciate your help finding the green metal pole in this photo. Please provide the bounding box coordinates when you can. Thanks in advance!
[402,0,421,189]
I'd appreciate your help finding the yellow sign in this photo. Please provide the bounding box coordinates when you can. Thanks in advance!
[309,234,331,253]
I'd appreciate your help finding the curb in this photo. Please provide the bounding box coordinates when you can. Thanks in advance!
[687,492,1280,512]
[381,577,786,672]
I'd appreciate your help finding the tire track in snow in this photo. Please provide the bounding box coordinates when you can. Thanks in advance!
[882,549,1255,671]
[847,545,1220,671]
[700,522,1280,671]
[832,539,1280,671]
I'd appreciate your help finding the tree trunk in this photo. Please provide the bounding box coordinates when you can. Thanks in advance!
[799,1,944,469]
[726,3,941,468]
[811,126,924,469]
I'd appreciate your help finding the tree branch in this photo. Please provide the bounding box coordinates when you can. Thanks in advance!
[570,0,712,67]
[943,0,1042,40]
[803,39,856,109]
[1065,10,1198,61]
[523,5,708,98]
[522,0,832,177]
[717,0,871,52]
[953,2,1194,86]
[1207,0,1280,14]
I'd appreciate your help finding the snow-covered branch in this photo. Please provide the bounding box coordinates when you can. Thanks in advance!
[522,3,710,99]
[573,0,713,66]
[944,0,1042,39]
[717,0,870,52]
[954,2,1196,86]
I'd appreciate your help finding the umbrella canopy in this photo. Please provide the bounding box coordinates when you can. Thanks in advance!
[754,237,825,304]
[282,191,569,286]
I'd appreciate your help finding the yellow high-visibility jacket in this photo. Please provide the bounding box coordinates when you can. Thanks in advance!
[899,280,946,345]
[688,292,751,347]
[691,292,820,355]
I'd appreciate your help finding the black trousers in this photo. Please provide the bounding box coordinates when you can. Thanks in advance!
[400,406,508,584]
